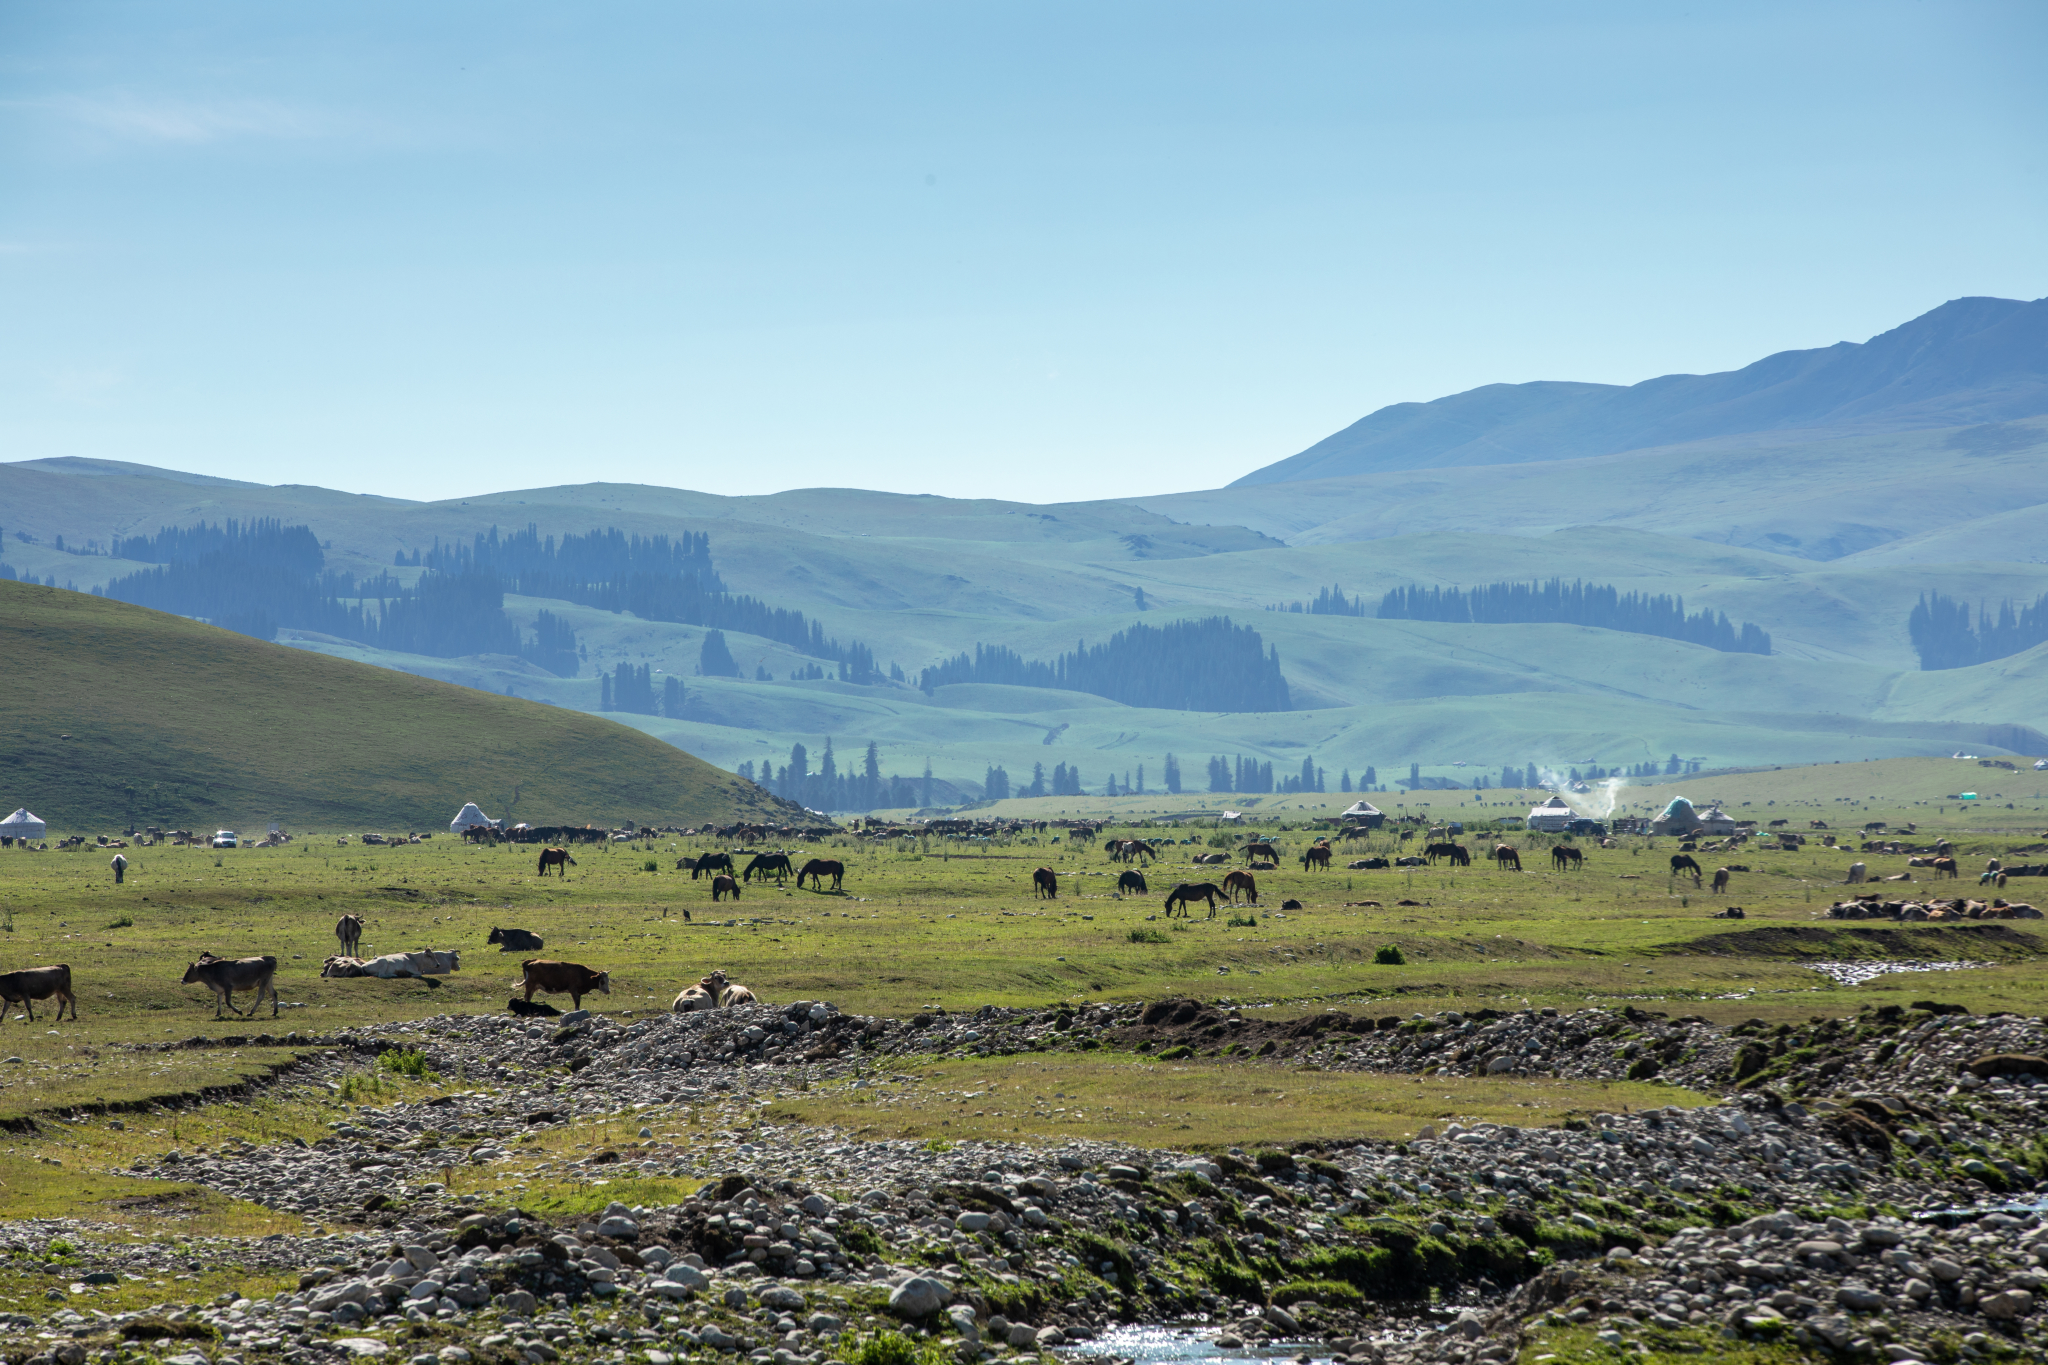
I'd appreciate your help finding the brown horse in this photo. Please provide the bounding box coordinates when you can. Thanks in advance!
[1164,882,1223,918]
[711,874,741,901]
[1711,867,1730,893]
[537,847,576,877]
[795,858,845,890]
[1300,846,1332,871]
[1032,867,1058,899]
[1222,870,1258,905]
[1550,845,1583,871]
[1244,842,1280,867]
[1932,856,1959,878]
[1493,843,1522,872]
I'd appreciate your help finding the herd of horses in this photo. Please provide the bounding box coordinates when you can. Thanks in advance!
[530,846,849,897]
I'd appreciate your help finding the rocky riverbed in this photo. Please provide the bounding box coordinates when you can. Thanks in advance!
[8,994,2048,1365]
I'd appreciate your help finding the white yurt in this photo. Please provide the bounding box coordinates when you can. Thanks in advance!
[449,802,499,832]
[1340,799,1385,828]
[1526,794,1577,831]
[0,809,47,841]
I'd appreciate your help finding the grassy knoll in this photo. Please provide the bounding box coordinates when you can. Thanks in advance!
[0,580,798,833]
[767,1052,1710,1147]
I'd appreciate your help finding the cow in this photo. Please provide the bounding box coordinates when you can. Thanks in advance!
[1244,842,1281,867]
[1281,899,1303,910]
[1164,882,1223,918]
[0,965,76,1023]
[1223,870,1258,905]
[1933,857,1959,879]
[487,926,543,952]
[335,914,364,956]
[1711,868,1731,894]
[183,955,279,1018]
[537,847,576,878]
[1032,867,1058,900]
[1116,870,1148,895]
[701,969,754,1007]
[743,853,793,884]
[1670,854,1703,886]
[686,852,735,879]
[796,858,845,891]
[1551,846,1583,871]
[1108,840,1155,864]
[1348,858,1390,870]
[1493,844,1522,872]
[1396,855,1426,867]
[508,997,561,1017]
[110,853,127,885]
[517,959,610,1009]
[1301,846,1332,871]
[1192,852,1229,865]
[1710,906,1747,919]
[711,874,741,901]
[672,983,719,1012]
[323,951,457,982]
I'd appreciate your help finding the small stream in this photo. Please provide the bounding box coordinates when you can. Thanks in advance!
[1803,959,1990,987]
[1060,1327,1334,1365]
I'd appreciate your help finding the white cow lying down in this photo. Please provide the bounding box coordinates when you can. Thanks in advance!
[322,950,461,980]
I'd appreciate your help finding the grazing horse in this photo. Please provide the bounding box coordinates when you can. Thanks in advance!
[1300,845,1332,871]
[687,852,735,879]
[1711,867,1731,893]
[1116,870,1148,895]
[1550,846,1583,871]
[1110,840,1156,864]
[743,852,793,884]
[1164,882,1223,918]
[1244,842,1280,867]
[711,874,741,901]
[335,914,363,957]
[1423,842,1461,865]
[537,847,576,878]
[1222,870,1258,905]
[1032,867,1058,900]
[1670,854,1703,886]
[1493,844,1522,872]
[795,858,845,890]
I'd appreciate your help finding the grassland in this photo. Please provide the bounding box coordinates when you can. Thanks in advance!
[0,580,798,833]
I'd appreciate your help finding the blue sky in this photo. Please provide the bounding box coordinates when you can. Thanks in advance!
[3,1,2044,502]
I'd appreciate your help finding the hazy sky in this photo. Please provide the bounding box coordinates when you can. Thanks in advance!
[3,1,2044,503]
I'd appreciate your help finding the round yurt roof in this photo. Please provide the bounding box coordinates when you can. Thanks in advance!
[1660,796,1697,820]
[0,808,47,838]
[450,802,498,831]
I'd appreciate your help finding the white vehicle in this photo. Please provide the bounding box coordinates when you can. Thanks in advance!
[2036,758,2048,771]
[211,830,239,849]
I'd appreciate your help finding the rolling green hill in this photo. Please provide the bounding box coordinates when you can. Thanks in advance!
[0,580,801,833]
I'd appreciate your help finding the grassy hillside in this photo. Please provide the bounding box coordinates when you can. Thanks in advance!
[0,580,800,833]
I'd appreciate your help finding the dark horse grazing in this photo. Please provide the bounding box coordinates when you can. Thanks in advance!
[687,852,735,879]
[1032,867,1058,899]
[1116,870,1148,895]
[537,847,576,877]
[1551,845,1583,871]
[711,874,741,901]
[1301,845,1332,871]
[1493,843,1522,871]
[1670,854,1703,886]
[796,858,845,890]
[1244,842,1280,867]
[743,852,793,884]
[1164,882,1223,917]
[1223,870,1258,904]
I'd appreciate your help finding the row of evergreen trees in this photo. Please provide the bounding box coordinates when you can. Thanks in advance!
[1908,590,2048,670]
[739,740,954,812]
[917,617,1291,712]
[419,523,880,680]
[600,663,688,716]
[1201,755,1379,794]
[1375,579,1771,654]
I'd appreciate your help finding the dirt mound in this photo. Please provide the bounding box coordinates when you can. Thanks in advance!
[1679,923,2043,960]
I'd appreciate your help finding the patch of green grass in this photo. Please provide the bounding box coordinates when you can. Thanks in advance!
[376,1047,434,1079]
[1374,944,1405,965]
[1128,927,1168,944]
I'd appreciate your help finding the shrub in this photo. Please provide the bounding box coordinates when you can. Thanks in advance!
[1128,927,1168,944]
[1227,914,1258,928]
[1374,944,1406,965]
[105,915,134,929]
[842,1331,923,1365]
[378,1048,433,1079]
[641,859,660,872]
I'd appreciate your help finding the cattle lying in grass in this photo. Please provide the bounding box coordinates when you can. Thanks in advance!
[487,926,542,952]
[1396,855,1426,867]
[323,950,459,982]
[0,965,76,1023]
[672,983,718,1012]
[335,914,363,957]
[1280,899,1303,910]
[1348,858,1389,870]
[1192,852,1229,865]
[1710,906,1747,919]
[517,959,610,1009]
[183,954,279,1018]
[507,997,560,1017]
[1243,842,1280,867]
[701,969,754,1006]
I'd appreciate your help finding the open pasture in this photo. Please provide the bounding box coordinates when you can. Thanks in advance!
[1,790,2045,1118]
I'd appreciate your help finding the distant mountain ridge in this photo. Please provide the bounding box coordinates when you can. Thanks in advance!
[1233,295,2048,486]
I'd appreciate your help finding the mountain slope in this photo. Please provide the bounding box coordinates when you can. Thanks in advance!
[0,580,800,832]
[1234,295,2048,485]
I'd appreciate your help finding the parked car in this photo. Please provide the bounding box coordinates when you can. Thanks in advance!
[211,830,238,848]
